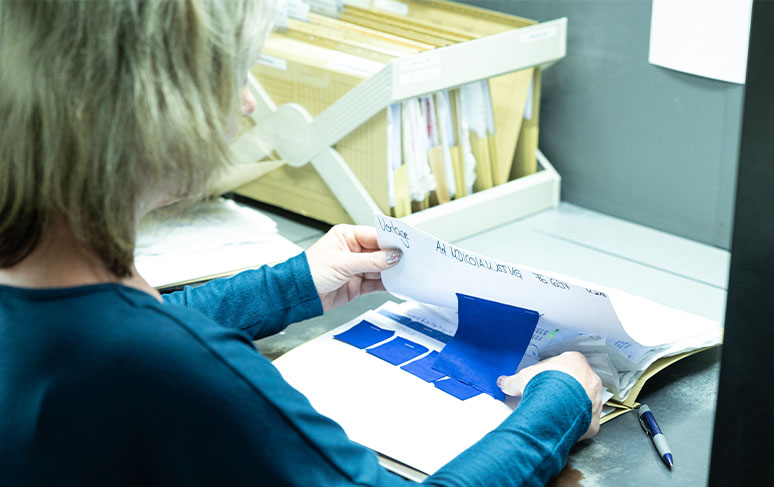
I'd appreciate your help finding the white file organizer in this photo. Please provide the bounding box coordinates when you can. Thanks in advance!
[233,17,566,242]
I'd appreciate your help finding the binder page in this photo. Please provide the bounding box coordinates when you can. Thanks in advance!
[375,214,720,347]
[376,214,629,341]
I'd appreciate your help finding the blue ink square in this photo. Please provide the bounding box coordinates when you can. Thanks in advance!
[401,351,445,382]
[434,377,482,400]
[367,336,428,366]
[333,321,394,349]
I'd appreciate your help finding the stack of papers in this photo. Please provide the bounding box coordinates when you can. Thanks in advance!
[135,198,302,289]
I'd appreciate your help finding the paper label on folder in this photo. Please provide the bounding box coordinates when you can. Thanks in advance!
[327,51,383,78]
[374,0,409,16]
[398,53,441,86]
[257,54,287,71]
[521,26,558,43]
[374,214,629,342]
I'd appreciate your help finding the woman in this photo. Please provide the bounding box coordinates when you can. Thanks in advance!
[0,1,601,485]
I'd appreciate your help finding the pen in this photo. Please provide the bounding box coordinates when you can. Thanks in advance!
[637,404,673,468]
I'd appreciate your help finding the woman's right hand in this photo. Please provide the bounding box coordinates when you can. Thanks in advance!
[497,351,603,441]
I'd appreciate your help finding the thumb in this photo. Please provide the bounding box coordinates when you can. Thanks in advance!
[339,249,402,275]
[498,373,527,397]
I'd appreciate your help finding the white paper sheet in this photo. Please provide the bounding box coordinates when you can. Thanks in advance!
[376,214,627,340]
[274,310,513,475]
[649,0,752,84]
[375,214,720,347]
[135,199,302,288]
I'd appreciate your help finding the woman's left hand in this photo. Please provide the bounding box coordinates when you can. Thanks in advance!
[305,225,402,311]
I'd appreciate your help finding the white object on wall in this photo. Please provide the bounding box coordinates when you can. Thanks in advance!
[649,0,753,84]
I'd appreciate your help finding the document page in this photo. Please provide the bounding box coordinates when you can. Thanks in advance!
[375,214,721,347]
[375,214,628,341]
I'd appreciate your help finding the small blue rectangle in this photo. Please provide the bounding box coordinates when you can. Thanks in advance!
[401,351,445,382]
[367,337,428,366]
[333,320,394,349]
[434,377,482,401]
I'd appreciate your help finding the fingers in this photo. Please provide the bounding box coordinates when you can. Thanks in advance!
[339,248,402,275]
[334,224,381,252]
[498,350,605,442]
[359,278,387,295]
[325,224,404,273]
[497,373,526,397]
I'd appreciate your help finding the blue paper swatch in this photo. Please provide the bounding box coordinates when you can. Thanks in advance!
[400,351,445,382]
[333,320,394,349]
[432,293,540,400]
[367,337,428,366]
[433,377,482,400]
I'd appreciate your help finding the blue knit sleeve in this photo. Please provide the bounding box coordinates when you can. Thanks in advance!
[162,252,323,340]
[425,370,592,487]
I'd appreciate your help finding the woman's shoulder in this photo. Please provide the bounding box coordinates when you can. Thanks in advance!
[4,282,278,394]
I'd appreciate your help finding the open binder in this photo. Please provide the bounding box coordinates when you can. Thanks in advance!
[219,0,566,241]
[272,215,723,479]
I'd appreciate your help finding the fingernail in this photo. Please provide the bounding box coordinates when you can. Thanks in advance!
[385,249,402,265]
[497,376,506,388]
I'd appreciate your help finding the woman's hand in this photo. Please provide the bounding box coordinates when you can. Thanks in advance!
[305,224,402,311]
[497,351,603,441]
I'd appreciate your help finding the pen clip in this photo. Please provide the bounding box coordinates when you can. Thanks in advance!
[638,411,652,436]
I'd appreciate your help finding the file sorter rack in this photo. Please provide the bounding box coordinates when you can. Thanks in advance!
[233,17,567,241]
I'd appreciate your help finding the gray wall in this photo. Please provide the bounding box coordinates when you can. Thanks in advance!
[464,0,744,249]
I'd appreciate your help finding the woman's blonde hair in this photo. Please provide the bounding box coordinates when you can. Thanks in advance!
[0,0,274,277]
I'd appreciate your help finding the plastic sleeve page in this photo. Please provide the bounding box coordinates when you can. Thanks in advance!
[375,213,632,342]
[391,301,629,400]
[380,301,633,410]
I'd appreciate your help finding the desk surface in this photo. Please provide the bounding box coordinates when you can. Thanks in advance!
[254,202,728,487]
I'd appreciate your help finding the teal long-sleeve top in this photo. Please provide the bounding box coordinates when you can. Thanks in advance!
[0,253,591,486]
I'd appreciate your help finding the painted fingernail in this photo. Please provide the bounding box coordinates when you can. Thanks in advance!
[385,249,402,265]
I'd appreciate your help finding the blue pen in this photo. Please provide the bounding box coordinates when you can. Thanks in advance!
[637,404,674,468]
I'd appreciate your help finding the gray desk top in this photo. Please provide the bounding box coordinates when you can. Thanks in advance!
[254,202,728,487]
